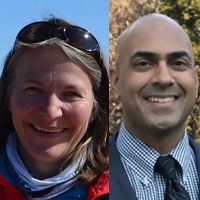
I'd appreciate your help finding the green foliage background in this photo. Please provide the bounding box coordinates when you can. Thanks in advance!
[109,0,200,143]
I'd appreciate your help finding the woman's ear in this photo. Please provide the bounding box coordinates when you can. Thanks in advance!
[7,101,11,111]
[90,102,97,122]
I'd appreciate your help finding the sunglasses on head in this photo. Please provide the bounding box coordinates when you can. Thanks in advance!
[16,21,100,52]
[15,21,107,88]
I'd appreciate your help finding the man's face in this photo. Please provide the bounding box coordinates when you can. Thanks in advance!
[112,19,198,137]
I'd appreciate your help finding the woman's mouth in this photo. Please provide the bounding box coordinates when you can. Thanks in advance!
[33,125,65,134]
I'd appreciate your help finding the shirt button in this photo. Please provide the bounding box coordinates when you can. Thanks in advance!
[143,177,149,186]
[183,177,187,183]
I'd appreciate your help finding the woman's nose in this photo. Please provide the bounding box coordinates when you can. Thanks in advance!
[39,94,63,121]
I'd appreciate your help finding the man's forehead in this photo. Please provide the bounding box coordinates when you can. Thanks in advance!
[116,14,194,66]
[120,14,187,42]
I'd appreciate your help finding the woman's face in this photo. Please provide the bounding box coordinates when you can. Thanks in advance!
[10,46,94,166]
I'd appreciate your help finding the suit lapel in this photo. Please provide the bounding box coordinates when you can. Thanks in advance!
[110,133,138,200]
[110,134,200,200]
[189,137,200,200]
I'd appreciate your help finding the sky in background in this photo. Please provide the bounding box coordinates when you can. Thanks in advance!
[0,0,109,73]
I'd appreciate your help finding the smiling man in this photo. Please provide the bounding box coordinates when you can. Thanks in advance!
[110,13,200,200]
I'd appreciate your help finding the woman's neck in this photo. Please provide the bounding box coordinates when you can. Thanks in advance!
[18,144,63,180]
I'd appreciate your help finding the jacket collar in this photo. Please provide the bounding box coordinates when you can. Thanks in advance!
[110,133,137,200]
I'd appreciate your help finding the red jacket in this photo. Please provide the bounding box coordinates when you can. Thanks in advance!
[86,172,109,200]
[0,172,109,200]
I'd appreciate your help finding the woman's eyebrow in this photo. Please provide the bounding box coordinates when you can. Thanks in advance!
[21,79,43,86]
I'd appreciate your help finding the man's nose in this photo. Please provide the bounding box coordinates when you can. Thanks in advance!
[150,61,175,87]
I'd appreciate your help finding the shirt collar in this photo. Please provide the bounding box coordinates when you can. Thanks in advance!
[170,130,191,178]
[116,123,191,185]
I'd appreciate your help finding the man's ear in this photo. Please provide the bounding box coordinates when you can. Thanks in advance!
[110,67,120,99]
[194,65,199,98]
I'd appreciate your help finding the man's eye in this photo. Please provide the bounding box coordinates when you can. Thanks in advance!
[133,61,153,70]
[137,61,152,66]
[24,87,43,96]
[170,60,189,70]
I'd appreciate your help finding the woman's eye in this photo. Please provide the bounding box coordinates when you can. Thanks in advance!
[24,87,43,96]
[63,91,81,99]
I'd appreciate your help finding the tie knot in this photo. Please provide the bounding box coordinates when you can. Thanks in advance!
[155,155,177,180]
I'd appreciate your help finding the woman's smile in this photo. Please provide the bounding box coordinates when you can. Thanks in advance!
[32,124,66,134]
[10,46,94,164]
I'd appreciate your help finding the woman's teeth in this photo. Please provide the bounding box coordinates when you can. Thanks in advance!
[34,125,64,133]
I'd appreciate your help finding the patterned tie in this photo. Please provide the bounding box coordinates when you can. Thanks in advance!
[155,155,191,200]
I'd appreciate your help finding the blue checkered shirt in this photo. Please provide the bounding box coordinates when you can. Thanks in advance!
[116,123,199,199]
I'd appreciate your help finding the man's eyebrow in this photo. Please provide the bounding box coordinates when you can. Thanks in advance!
[167,51,192,62]
[129,51,157,63]
[131,51,156,59]
[129,51,193,63]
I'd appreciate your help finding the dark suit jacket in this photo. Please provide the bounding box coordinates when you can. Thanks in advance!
[110,132,200,200]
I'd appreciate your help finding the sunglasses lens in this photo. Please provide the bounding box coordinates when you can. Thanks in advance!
[17,23,99,52]
[17,23,57,43]
[64,27,99,51]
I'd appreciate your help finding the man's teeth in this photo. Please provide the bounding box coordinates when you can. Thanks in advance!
[147,97,175,103]
[34,125,64,133]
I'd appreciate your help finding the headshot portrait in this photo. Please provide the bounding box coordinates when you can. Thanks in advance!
[110,0,200,200]
[0,1,109,200]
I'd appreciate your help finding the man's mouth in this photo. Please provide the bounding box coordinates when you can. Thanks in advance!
[146,96,178,103]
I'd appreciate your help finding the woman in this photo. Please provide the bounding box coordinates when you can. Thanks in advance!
[0,17,109,200]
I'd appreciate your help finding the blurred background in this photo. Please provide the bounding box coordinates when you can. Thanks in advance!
[109,0,200,143]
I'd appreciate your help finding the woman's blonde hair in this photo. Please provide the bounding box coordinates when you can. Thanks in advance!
[0,18,109,185]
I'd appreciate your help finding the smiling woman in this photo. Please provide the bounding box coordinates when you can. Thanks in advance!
[0,17,109,200]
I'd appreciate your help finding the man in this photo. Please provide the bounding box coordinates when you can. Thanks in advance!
[110,13,200,200]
